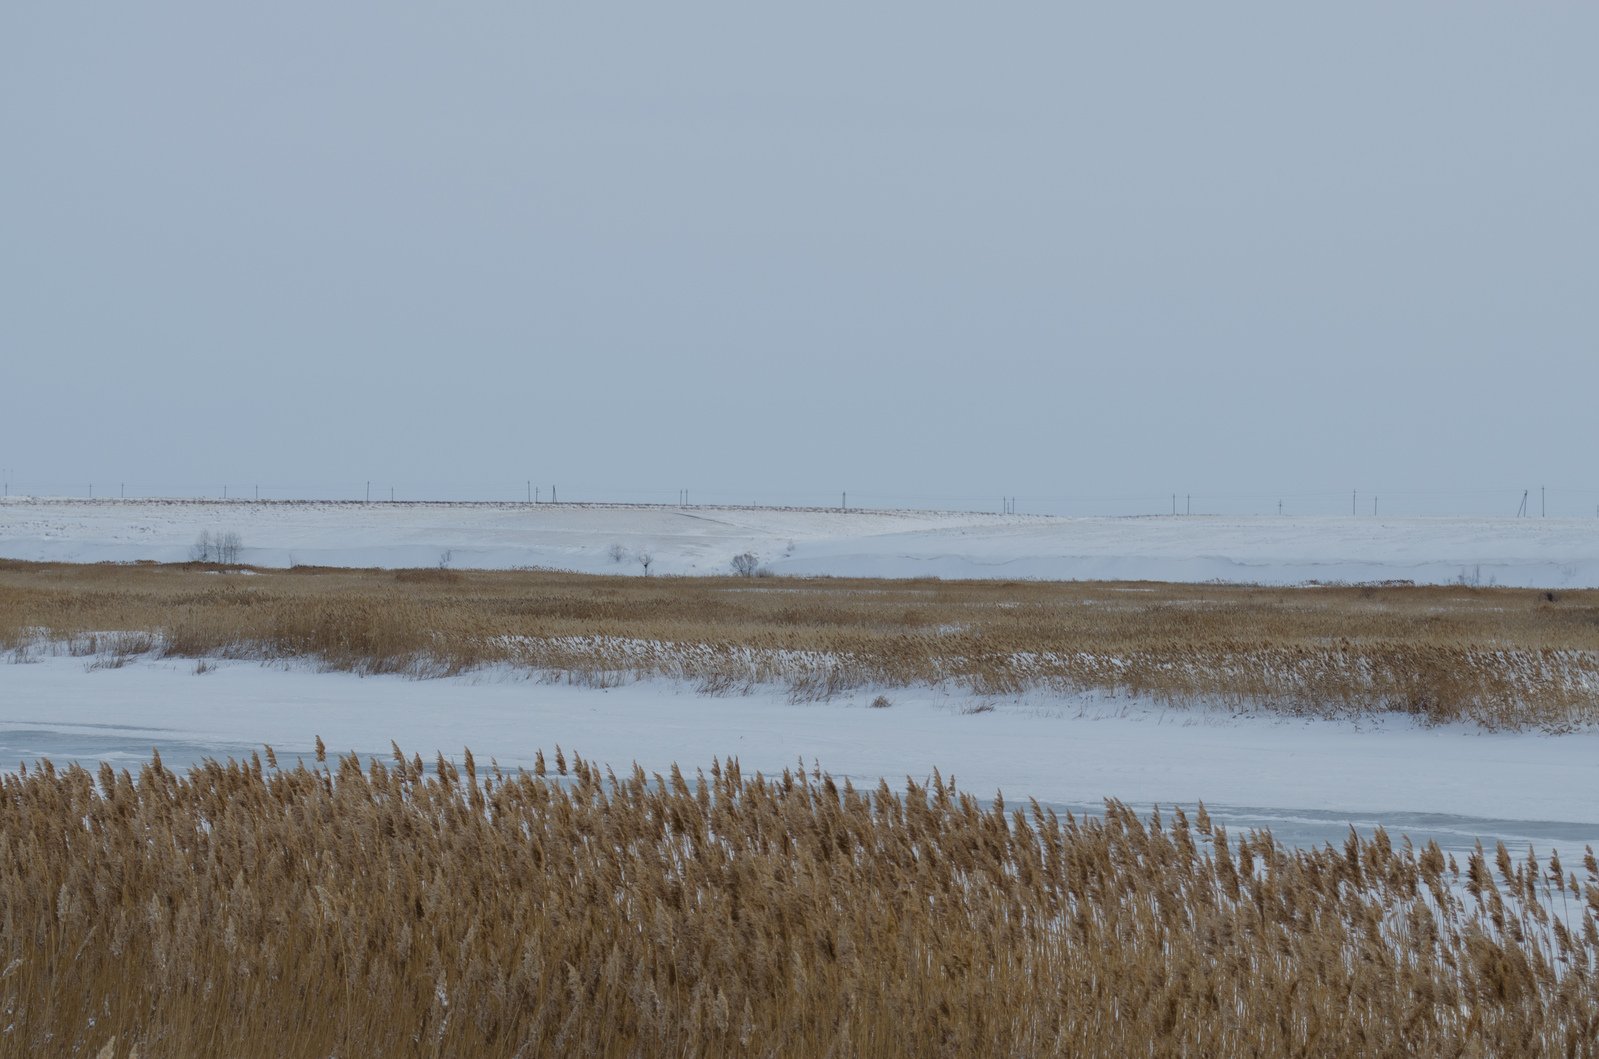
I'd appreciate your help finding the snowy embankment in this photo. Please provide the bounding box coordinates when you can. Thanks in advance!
[4,498,1599,586]
[5,652,1597,863]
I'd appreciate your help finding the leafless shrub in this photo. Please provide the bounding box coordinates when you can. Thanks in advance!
[731,552,760,577]
[190,530,243,564]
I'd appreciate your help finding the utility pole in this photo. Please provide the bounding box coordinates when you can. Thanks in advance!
[1352,490,1356,516]
[527,481,531,503]
[1278,500,1283,516]
[255,485,259,501]
[366,481,371,503]
[223,485,228,500]
[551,485,557,504]
[842,492,847,511]
[1373,496,1377,516]
[1186,494,1190,516]
[390,486,395,502]
[1542,486,1546,518]
[1171,494,1176,516]
[122,484,126,499]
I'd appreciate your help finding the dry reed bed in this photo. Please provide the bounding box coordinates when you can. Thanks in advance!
[3,747,1597,1057]
[3,559,1599,728]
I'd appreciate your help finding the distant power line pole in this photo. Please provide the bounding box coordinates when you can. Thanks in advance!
[1542,485,1546,517]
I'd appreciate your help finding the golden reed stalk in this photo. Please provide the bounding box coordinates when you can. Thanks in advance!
[3,747,1596,1056]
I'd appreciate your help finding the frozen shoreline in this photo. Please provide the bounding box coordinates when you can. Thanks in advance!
[6,652,1596,861]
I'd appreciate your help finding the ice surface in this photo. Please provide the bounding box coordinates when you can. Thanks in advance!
[5,654,1596,861]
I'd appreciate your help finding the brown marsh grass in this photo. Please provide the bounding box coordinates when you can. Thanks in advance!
[2,559,1598,728]
[3,746,1597,1057]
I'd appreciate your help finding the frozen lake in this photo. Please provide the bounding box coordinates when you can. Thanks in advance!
[6,653,1595,864]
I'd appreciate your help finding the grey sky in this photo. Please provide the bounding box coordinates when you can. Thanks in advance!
[3,3,1596,515]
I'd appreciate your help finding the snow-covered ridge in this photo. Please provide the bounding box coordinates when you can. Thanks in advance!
[3,498,1599,587]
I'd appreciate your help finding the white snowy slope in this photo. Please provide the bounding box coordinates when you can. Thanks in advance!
[4,654,1596,862]
[4,498,1599,586]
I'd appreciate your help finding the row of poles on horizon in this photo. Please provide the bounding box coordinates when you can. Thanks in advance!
[1155,488,1558,519]
[0,474,1592,518]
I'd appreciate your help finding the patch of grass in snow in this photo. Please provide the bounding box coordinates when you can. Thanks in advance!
[2,558,1599,728]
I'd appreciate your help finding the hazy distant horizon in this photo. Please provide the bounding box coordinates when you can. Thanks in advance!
[2,478,1593,519]
[4,3,1595,516]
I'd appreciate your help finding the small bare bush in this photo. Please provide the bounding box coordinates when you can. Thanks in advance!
[190,530,243,564]
[731,552,760,577]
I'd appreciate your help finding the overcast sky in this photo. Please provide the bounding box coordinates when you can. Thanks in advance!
[3,3,1595,514]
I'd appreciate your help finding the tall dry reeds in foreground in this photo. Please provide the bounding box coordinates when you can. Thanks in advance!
[3,747,1597,1057]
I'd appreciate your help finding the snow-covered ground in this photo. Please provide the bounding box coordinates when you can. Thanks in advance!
[7,498,1596,861]
[4,653,1596,862]
[4,498,1599,586]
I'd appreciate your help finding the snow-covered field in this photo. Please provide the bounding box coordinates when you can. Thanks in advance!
[4,497,1599,586]
[6,498,1596,863]
[5,652,1596,864]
